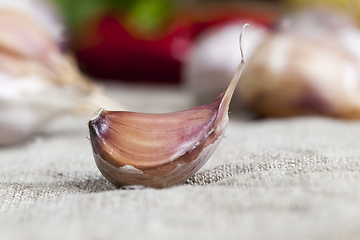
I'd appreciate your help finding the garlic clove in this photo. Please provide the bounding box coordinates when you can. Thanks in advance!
[88,25,248,188]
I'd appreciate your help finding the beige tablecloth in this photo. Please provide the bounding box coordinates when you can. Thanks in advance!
[1,83,360,240]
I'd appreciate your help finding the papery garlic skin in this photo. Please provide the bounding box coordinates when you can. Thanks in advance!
[93,133,225,188]
[90,104,227,188]
[88,25,248,188]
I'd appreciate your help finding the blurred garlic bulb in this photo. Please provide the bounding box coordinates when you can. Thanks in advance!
[88,25,248,188]
[0,3,123,145]
[284,0,360,25]
[183,20,269,106]
[0,75,78,145]
[280,7,360,61]
[238,8,360,118]
[0,0,66,47]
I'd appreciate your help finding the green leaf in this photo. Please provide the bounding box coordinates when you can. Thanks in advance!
[50,0,174,31]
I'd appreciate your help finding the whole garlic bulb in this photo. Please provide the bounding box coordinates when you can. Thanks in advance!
[0,75,80,145]
[0,0,66,47]
[238,8,360,118]
[183,20,269,106]
[0,3,122,145]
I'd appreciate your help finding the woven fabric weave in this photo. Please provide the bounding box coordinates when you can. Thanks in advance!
[1,85,360,240]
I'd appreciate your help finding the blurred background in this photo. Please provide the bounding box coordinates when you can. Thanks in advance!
[49,0,360,83]
[52,0,280,83]
[1,0,360,145]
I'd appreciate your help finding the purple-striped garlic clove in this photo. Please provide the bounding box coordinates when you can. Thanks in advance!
[88,25,248,188]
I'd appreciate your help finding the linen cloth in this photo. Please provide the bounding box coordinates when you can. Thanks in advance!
[1,83,360,240]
